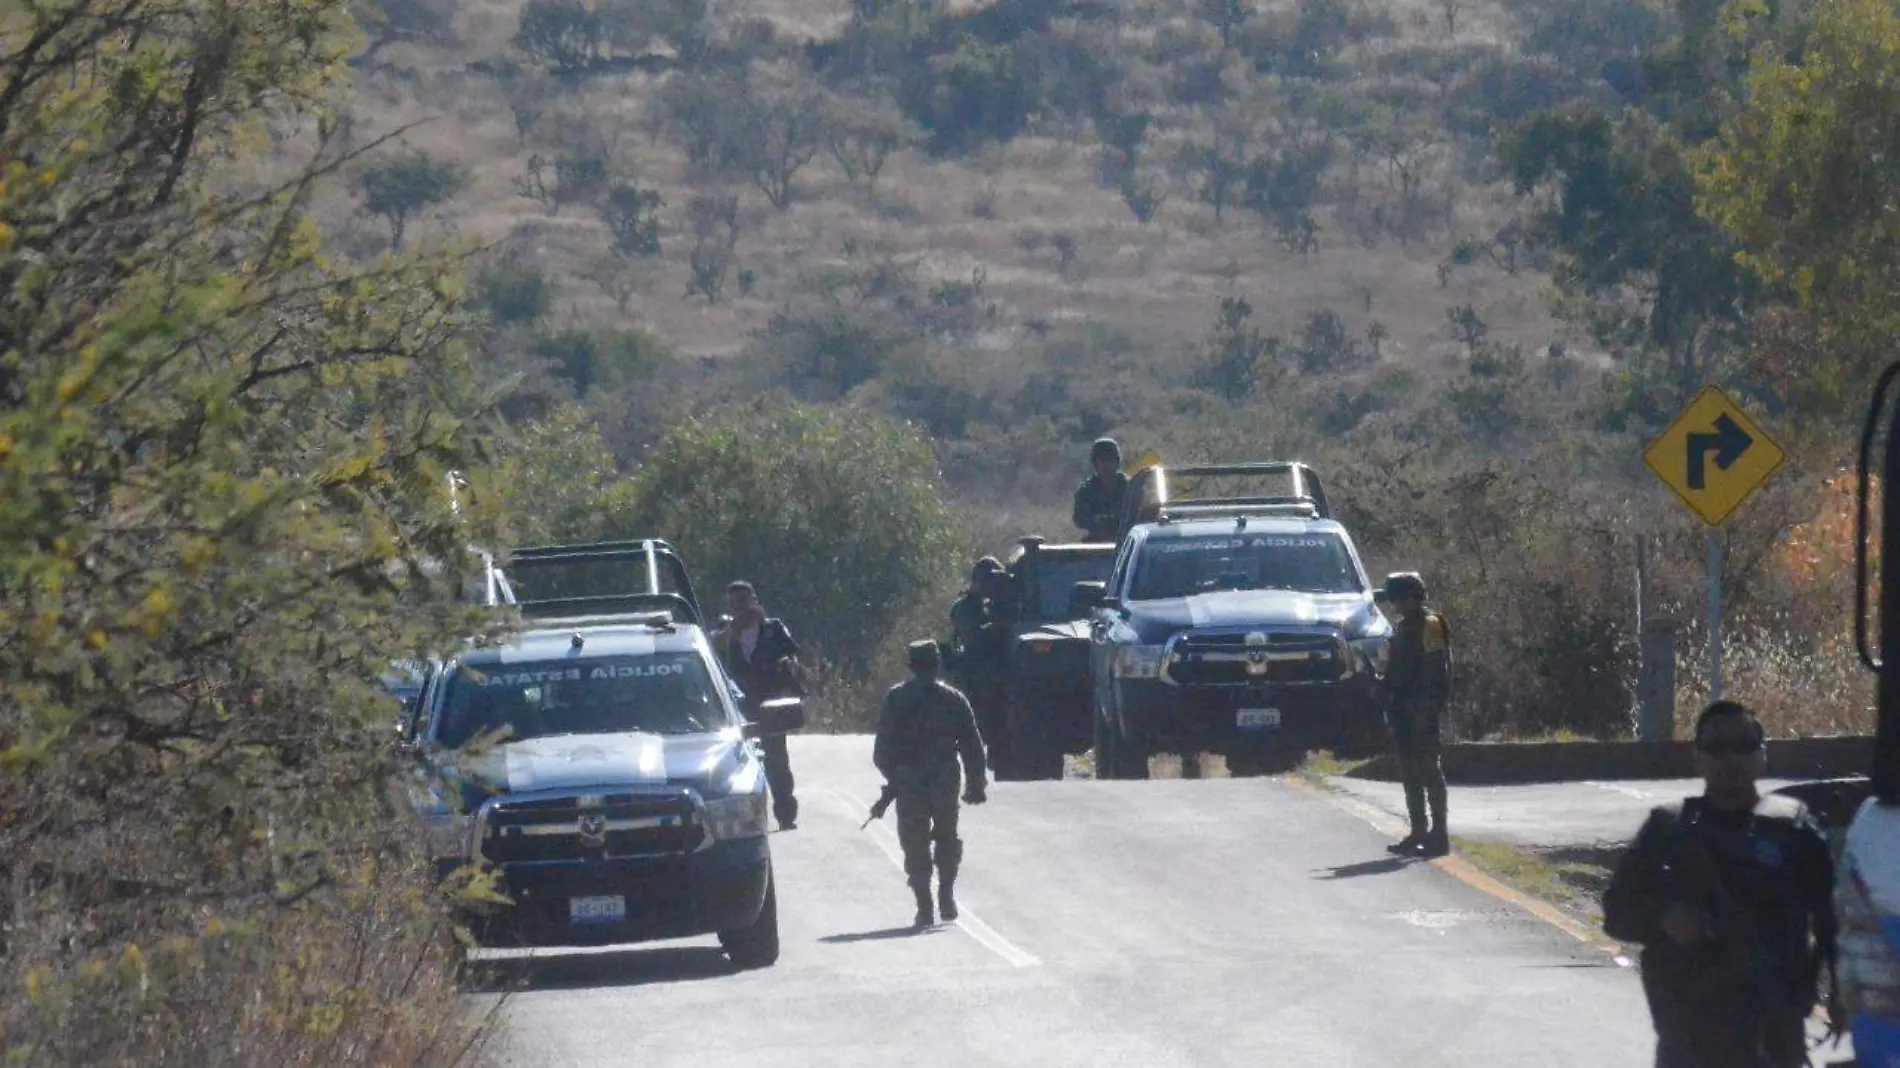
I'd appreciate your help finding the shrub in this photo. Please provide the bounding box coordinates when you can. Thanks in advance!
[626,399,968,674]
[473,251,558,326]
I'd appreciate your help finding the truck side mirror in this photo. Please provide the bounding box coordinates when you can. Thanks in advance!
[743,697,807,738]
[1071,580,1107,615]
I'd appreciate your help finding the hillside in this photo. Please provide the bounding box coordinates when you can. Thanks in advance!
[329,0,1587,365]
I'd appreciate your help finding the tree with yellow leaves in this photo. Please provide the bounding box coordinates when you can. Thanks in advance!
[0,0,505,1062]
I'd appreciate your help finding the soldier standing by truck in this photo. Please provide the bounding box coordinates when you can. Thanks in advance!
[950,557,1015,779]
[873,640,989,928]
[716,580,804,831]
[1602,700,1838,1068]
[1377,571,1452,858]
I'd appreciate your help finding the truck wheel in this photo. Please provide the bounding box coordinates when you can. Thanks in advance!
[718,873,779,969]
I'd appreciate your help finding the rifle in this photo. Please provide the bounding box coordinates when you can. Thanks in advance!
[860,784,897,830]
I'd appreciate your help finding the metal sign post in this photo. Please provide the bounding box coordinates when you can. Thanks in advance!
[1643,386,1784,709]
[1707,529,1725,702]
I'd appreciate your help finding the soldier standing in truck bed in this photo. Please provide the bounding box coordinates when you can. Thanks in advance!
[1072,437,1130,543]
[873,640,989,928]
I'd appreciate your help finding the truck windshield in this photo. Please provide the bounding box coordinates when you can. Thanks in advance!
[437,652,724,748]
[1130,533,1362,600]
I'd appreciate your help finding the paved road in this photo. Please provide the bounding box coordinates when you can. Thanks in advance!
[476,736,1657,1068]
[1324,775,1810,852]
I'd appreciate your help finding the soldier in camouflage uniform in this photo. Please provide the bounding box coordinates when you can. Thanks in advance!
[1071,437,1131,543]
[1377,571,1452,858]
[873,640,989,927]
[949,557,1014,778]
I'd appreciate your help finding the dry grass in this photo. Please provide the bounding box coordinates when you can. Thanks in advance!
[327,0,1567,363]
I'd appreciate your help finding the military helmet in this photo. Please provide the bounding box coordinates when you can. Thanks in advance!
[1378,572,1427,602]
[970,555,1004,585]
[907,639,941,671]
[1091,437,1121,463]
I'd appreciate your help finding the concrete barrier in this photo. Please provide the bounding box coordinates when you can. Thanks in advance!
[1343,736,1876,786]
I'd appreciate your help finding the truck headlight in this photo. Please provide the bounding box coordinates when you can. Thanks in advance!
[1838,852,1900,1019]
[705,791,769,841]
[1112,644,1166,679]
[1350,636,1388,677]
[409,781,472,859]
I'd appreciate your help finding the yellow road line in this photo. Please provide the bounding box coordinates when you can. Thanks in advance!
[1283,774,1633,966]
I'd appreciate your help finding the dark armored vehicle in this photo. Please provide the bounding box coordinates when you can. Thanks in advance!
[1079,462,1390,777]
[995,536,1118,780]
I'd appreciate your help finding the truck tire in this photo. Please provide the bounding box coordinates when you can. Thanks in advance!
[718,873,779,969]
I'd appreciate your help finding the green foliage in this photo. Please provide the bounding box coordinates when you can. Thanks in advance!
[1693,0,1900,416]
[513,0,607,76]
[1193,296,1286,402]
[355,150,471,249]
[476,405,643,545]
[907,39,1039,156]
[473,251,557,326]
[533,325,671,396]
[0,0,497,1059]
[1500,106,1750,399]
[625,399,967,673]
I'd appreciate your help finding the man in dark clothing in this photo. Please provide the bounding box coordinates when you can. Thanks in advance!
[873,640,988,927]
[715,580,803,830]
[949,557,1015,778]
[1602,700,1838,1068]
[1072,437,1131,543]
[1377,571,1452,858]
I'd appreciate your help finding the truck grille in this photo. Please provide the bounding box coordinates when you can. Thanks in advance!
[481,792,702,863]
[1163,632,1347,687]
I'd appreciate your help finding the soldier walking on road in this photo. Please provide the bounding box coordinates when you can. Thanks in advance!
[1377,571,1452,858]
[1072,437,1131,543]
[873,640,988,928]
[1602,700,1839,1068]
[716,580,804,831]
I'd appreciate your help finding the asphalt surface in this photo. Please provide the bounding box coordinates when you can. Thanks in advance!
[475,735,1662,1068]
[1324,775,1810,852]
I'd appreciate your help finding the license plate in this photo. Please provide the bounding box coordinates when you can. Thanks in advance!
[1237,707,1281,729]
[569,895,626,924]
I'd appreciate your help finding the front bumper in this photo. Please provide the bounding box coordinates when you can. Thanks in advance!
[441,836,771,948]
[1108,674,1382,755]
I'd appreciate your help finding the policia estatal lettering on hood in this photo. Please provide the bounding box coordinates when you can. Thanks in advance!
[1602,700,1840,1068]
[872,640,988,928]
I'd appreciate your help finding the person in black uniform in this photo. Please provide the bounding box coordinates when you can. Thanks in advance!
[1071,437,1130,543]
[715,580,804,830]
[1377,571,1452,858]
[1602,700,1838,1068]
[873,640,988,927]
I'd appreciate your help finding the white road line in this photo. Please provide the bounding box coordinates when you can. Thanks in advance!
[1582,781,1661,801]
[828,786,1041,969]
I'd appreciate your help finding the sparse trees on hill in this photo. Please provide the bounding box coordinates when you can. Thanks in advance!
[355,149,471,248]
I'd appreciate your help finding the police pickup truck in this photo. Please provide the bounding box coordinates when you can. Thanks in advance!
[1078,462,1390,777]
[400,598,802,968]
